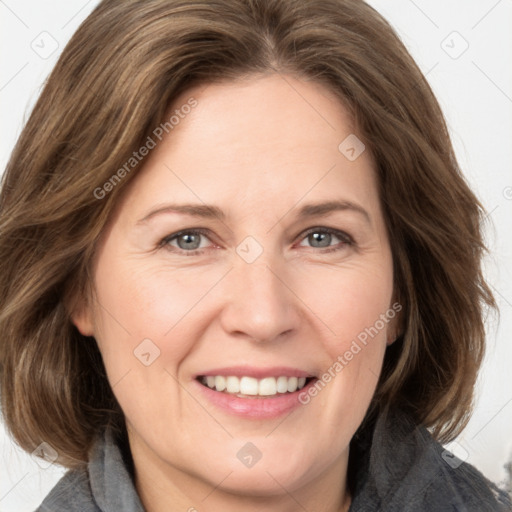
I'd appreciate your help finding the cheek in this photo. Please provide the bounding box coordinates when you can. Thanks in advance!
[292,259,394,411]
[294,265,393,423]
[91,250,228,374]
[89,256,216,436]
[296,259,394,350]
[96,263,190,336]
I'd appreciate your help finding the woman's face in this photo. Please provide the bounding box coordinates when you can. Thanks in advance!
[73,74,396,507]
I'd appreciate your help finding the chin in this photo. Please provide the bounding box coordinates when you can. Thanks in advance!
[204,461,312,497]
[192,441,328,497]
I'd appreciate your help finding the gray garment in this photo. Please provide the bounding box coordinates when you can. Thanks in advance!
[347,408,511,511]
[35,425,144,512]
[35,408,511,511]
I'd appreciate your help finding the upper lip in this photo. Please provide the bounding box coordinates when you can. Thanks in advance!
[196,366,315,379]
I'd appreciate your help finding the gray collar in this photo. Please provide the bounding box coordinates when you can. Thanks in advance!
[37,408,511,511]
[88,425,145,512]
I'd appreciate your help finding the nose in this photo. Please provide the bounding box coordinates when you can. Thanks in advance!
[219,256,301,344]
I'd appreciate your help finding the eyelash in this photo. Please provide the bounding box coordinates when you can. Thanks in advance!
[159,226,354,256]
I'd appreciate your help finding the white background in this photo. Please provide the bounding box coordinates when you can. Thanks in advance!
[1,1,511,510]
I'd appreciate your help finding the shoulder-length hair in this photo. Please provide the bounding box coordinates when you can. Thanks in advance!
[0,0,495,469]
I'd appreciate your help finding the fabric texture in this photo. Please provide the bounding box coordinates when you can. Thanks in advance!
[346,408,511,511]
[35,407,511,511]
[35,424,144,512]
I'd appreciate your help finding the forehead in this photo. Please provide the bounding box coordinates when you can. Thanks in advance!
[113,74,380,224]
[166,74,356,158]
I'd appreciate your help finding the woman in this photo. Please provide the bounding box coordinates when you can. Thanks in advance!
[0,0,510,511]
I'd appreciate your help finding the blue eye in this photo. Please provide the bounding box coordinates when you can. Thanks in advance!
[160,227,353,255]
[161,229,211,254]
[298,227,353,252]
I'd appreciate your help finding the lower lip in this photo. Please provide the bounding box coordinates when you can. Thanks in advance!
[193,378,318,419]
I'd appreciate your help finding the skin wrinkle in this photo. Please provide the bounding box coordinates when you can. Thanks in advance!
[71,74,396,512]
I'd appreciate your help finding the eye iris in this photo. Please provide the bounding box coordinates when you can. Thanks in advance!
[309,232,331,248]
[177,233,201,250]
[172,230,339,251]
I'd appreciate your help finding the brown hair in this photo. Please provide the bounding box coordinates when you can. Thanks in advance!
[0,0,495,469]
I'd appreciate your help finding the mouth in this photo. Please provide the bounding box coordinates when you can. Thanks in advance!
[193,367,319,418]
[196,375,316,398]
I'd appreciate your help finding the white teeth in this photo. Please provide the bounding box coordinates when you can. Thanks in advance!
[226,376,240,393]
[202,375,310,396]
[240,376,259,395]
[276,376,288,393]
[287,377,298,392]
[259,377,277,396]
[214,376,226,391]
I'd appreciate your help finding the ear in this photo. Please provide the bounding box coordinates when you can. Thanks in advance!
[65,286,95,337]
[386,330,400,346]
[385,300,404,346]
[70,301,95,337]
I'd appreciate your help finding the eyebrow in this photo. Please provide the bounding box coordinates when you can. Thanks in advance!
[136,200,371,225]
